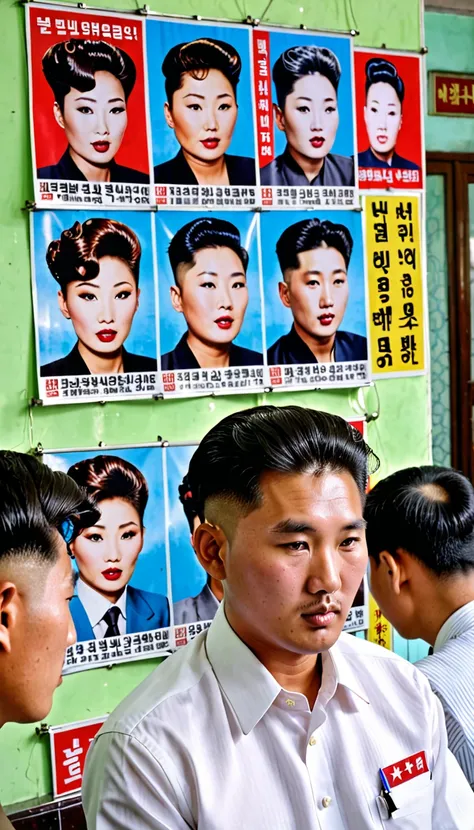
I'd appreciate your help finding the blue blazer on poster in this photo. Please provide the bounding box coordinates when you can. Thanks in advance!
[70,587,170,642]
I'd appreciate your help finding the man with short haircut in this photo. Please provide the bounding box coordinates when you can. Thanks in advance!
[0,450,98,829]
[83,407,473,829]
[268,218,367,366]
[365,465,474,788]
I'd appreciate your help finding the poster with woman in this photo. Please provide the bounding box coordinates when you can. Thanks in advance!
[45,447,170,673]
[261,209,370,390]
[26,4,152,208]
[31,210,159,403]
[252,27,357,209]
[156,210,265,397]
[354,49,424,190]
[147,18,257,209]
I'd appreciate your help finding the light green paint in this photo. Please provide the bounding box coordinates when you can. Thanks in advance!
[0,0,424,808]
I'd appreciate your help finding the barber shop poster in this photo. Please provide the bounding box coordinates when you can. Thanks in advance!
[252,28,357,209]
[26,4,152,208]
[354,49,424,190]
[30,210,159,403]
[262,210,370,390]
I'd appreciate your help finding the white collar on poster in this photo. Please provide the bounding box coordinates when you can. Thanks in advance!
[77,577,128,629]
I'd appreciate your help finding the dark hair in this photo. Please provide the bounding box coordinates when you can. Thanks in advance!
[46,218,141,293]
[179,473,205,534]
[188,406,379,514]
[67,455,148,524]
[365,58,404,105]
[162,38,241,105]
[0,451,99,566]
[168,217,248,285]
[276,218,353,275]
[365,466,474,575]
[272,45,341,110]
[42,39,136,111]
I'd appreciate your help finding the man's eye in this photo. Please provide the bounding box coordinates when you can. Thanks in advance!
[232,281,246,289]
[340,537,360,549]
[87,533,102,543]
[306,280,320,287]
[284,541,309,552]
[122,531,137,540]
[219,103,232,111]
[200,282,216,289]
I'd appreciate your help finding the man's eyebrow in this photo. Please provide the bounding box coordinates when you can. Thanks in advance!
[270,518,367,533]
[296,95,336,102]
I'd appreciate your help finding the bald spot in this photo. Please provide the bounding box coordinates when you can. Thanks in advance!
[204,495,255,541]
[0,533,69,604]
[418,482,450,503]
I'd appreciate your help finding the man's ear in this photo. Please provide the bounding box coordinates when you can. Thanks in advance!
[0,582,19,654]
[170,284,183,313]
[53,101,65,130]
[274,103,286,133]
[193,522,228,582]
[278,280,292,309]
[379,550,407,595]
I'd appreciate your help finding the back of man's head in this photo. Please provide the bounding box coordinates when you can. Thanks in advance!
[365,465,474,575]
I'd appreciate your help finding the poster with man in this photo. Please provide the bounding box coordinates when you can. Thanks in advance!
[155,211,265,397]
[30,210,159,404]
[26,3,152,208]
[261,210,370,390]
[354,48,424,190]
[252,27,357,209]
[147,18,258,209]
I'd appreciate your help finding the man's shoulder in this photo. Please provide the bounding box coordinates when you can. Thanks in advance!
[337,632,426,678]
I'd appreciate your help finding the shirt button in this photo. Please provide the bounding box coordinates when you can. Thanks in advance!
[309,735,317,746]
[322,796,332,808]
[285,698,295,707]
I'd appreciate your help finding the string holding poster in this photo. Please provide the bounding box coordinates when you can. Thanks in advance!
[365,194,425,377]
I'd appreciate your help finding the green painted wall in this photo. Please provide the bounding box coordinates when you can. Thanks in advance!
[0,0,424,808]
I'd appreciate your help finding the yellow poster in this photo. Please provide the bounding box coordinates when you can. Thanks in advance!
[365,195,425,376]
[368,593,393,651]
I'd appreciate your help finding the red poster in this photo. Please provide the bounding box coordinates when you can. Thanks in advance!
[431,72,474,116]
[50,717,106,798]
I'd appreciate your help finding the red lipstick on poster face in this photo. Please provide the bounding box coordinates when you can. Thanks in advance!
[215,316,234,330]
[318,314,335,327]
[102,568,122,581]
[96,330,117,343]
[92,141,111,153]
[310,136,325,149]
[376,135,388,145]
[201,138,220,150]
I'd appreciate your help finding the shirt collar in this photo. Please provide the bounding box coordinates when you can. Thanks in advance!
[282,145,325,186]
[434,600,474,652]
[327,636,371,705]
[76,578,127,628]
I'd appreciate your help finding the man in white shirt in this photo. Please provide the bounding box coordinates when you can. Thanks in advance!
[83,406,474,829]
[366,464,474,788]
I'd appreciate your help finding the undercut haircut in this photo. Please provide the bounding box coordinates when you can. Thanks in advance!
[276,217,353,276]
[42,39,136,111]
[365,58,405,105]
[272,45,341,110]
[0,451,98,566]
[365,466,474,575]
[179,473,205,534]
[46,218,141,293]
[67,455,148,524]
[162,38,241,105]
[168,217,249,286]
[187,406,379,517]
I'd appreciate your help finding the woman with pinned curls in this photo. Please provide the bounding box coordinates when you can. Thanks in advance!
[39,39,148,183]
[41,218,157,377]
[154,38,256,186]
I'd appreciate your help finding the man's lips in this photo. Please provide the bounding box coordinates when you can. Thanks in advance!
[376,135,388,144]
[96,329,117,343]
[102,568,122,581]
[215,316,234,330]
[301,605,340,627]
[310,136,325,148]
[201,138,220,150]
[92,141,111,153]
[318,314,335,327]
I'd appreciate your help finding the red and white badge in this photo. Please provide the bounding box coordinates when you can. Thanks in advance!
[382,751,428,788]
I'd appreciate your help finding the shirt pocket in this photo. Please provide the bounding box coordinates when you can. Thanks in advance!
[377,780,434,828]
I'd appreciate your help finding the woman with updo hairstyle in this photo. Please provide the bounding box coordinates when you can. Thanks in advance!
[41,217,157,377]
[68,454,169,641]
[154,38,256,186]
[358,57,420,170]
[38,39,149,183]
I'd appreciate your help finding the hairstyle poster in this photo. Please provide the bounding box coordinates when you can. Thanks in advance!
[30,210,159,404]
[354,49,424,190]
[252,27,357,210]
[147,18,258,210]
[26,3,152,208]
[155,210,265,397]
[261,209,370,390]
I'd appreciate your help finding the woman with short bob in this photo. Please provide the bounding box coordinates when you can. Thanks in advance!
[154,39,256,186]
[68,454,169,641]
[41,217,157,377]
[39,39,148,183]
[358,58,419,170]
[261,45,354,187]
[161,217,263,370]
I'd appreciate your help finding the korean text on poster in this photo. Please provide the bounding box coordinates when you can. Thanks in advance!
[252,28,357,209]
[26,4,152,209]
[355,49,424,191]
[366,195,425,376]
[50,717,106,798]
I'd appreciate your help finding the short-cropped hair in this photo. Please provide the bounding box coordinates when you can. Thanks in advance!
[46,218,141,293]
[365,57,404,104]
[276,217,353,275]
[272,45,341,110]
[42,39,136,111]
[365,466,474,575]
[168,217,248,285]
[67,455,148,524]
[179,473,205,534]
[162,38,241,104]
[0,451,98,566]
[187,405,379,514]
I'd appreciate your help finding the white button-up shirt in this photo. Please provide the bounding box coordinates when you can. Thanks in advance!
[76,579,127,638]
[83,603,474,829]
